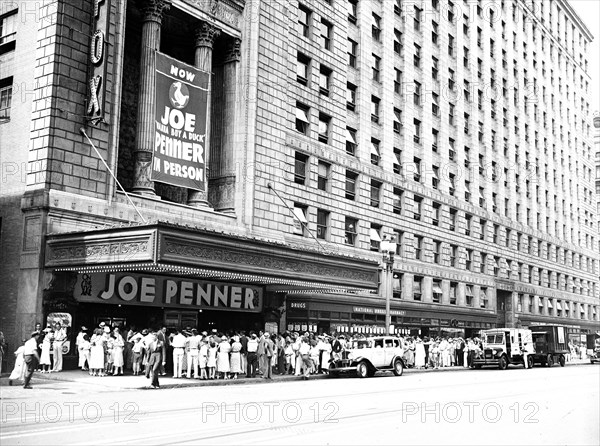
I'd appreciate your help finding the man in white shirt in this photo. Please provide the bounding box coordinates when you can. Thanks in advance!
[170,330,187,378]
[299,337,312,380]
[246,333,259,377]
[23,333,41,389]
[187,329,201,379]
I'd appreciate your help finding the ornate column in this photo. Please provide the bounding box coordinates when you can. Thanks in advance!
[187,21,220,207]
[210,37,241,214]
[132,0,170,195]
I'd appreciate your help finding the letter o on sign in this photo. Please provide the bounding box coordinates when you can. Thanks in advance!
[118,276,138,301]
[90,30,105,65]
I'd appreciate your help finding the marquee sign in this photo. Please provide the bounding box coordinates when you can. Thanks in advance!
[86,0,111,125]
[74,273,263,313]
[152,52,210,191]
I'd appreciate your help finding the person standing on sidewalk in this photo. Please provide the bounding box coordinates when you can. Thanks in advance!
[239,331,248,377]
[257,333,266,376]
[263,333,274,379]
[170,330,186,378]
[75,327,87,370]
[246,332,259,377]
[145,331,163,389]
[187,329,201,379]
[299,336,312,380]
[22,333,41,389]
[8,341,26,386]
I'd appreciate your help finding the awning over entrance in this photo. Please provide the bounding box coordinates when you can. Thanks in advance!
[45,222,380,292]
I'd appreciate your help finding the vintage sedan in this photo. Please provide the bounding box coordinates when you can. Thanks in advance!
[329,336,405,378]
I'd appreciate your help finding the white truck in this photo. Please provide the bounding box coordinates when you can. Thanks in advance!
[472,328,535,369]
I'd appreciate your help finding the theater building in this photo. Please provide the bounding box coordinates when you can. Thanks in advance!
[1,0,599,366]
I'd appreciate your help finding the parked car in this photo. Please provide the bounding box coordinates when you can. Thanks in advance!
[472,328,534,369]
[329,336,405,378]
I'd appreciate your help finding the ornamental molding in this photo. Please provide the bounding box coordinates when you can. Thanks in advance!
[136,0,172,23]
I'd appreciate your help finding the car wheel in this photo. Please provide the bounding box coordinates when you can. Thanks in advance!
[393,359,404,376]
[474,364,482,369]
[559,355,565,367]
[357,361,369,378]
[498,355,508,370]
[527,356,534,369]
[546,354,554,367]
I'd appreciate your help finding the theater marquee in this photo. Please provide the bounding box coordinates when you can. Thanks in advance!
[73,273,263,313]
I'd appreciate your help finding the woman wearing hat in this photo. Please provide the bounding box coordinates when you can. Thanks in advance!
[207,339,218,379]
[217,335,231,379]
[89,328,106,376]
[39,328,53,373]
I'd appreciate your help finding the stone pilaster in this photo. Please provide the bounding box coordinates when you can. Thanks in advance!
[209,37,241,214]
[188,21,220,208]
[132,0,170,195]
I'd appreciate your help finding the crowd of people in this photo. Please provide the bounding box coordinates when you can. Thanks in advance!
[4,322,593,389]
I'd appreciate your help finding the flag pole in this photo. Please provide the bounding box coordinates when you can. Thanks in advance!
[80,128,147,224]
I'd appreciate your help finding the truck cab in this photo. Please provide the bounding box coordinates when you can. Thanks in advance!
[472,328,534,370]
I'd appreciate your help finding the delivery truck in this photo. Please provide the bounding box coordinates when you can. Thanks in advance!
[531,325,569,367]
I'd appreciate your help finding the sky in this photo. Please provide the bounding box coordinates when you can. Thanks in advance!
[569,0,600,114]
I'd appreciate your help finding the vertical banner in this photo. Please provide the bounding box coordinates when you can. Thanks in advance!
[153,52,209,191]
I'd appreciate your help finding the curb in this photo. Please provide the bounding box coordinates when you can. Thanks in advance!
[1,361,593,391]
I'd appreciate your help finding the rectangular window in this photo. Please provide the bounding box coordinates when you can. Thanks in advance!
[347,0,357,23]
[346,83,356,110]
[432,202,441,224]
[413,195,423,220]
[414,44,421,68]
[370,224,382,251]
[316,209,329,240]
[393,187,403,214]
[372,54,381,82]
[480,288,488,309]
[371,13,381,41]
[414,82,421,106]
[370,180,381,207]
[318,113,330,143]
[298,5,311,38]
[320,18,332,50]
[413,276,423,301]
[393,108,402,134]
[432,280,442,303]
[393,149,402,175]
[317,161,329,191]
[371,96,380,123]
[450,282,457,305]
[466,249,473,270]
[294,152,308,185]
[0,78,12,119]
[414,237,423,260]
[394,29,402,54]
[295,102,310,134]
[0,10,18,46]
[394,68,402,94]
[345,170,358,200]
[296,52,310,85]
[319,65,331,96]
[466,285,474,307]
[450,245,458,267]
[371,139,380,166]
[292,204,308,236]
[414,6,421,31]
[346,127,357,155]
[347,38,358,67]
[345,217,358,245]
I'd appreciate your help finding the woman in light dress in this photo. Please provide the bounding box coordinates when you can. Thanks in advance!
[112,328,125,375]
[89,329,106,376]
[39,329,53,373]
[320,338,332,374]
[415,338,426,369]
[216,336,231,379]
[207,340,218,379]
[8,344,26,385]
[229,336,243,379]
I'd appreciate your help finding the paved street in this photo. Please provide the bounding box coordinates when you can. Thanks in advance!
[1,363,598,445]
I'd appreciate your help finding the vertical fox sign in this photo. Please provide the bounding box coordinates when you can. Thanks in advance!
[153,52,210,191]
[86,0,111,125]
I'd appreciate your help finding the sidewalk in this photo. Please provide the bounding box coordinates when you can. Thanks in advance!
[0,358,592,391]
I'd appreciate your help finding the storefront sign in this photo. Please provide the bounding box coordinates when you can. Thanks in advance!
[153,52,209,191]
[352,306,406,316]
[74,273,262,312]
[86,0,111,124]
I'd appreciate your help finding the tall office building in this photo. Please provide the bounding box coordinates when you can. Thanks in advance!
[0,0,598,365]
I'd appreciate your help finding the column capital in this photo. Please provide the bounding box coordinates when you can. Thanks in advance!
[137,0,171,23]
[195,21,221,49]
[224,38,241,63]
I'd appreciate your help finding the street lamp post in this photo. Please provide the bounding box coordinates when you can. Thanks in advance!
[381,235,397,335]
